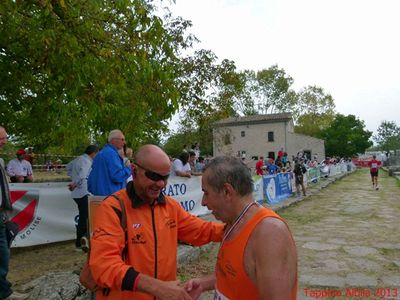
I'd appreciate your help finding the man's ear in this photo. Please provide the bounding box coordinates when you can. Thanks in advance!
[223,183,235,197]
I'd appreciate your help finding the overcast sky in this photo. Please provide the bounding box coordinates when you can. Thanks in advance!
[169,0,400,135]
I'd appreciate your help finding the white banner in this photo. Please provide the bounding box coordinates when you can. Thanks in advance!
[9,178,211,247]
[11,172,310,247]
[162,176,210,216]
[9,182,77,248]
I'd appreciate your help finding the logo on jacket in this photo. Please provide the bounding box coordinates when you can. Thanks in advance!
[132,223,141,229]
[132,233,146,244]
[165,218,176,229]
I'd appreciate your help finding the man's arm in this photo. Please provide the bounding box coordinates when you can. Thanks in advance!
[174,199,224,245]
[136,274,192,300]
[173,159,191,178]
[6,160,19,177]
[106,150,131,183]
[250,217,297,299]
[190,169,202,176]
[184,274,216,300]
[74,158,91,186]
[175,170,191,177]
[25,160,33,176]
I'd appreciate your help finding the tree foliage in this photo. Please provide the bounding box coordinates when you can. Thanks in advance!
[0,0,193,153]
[174,51,248,155]
[294,86,336,137]
[320,114,372,157]
[254,65,295,114]
[373,121,400,152]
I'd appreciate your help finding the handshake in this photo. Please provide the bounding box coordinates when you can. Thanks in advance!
[147,275,214,300]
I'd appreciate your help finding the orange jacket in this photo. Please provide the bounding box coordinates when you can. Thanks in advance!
[89,184,224,300]
[215,208,297,299]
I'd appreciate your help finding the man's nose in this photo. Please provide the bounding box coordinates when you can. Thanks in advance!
[155,179,166,187]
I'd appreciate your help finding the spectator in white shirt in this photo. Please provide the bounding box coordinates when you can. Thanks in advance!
[7,149,33,183]
[172,151,201,178]
[66,145,99,249]
[172,151,192,178]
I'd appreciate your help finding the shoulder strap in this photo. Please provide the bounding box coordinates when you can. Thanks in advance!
[110,194,127,230]
[110,194,128,260]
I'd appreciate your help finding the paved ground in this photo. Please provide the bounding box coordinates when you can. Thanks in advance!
[279,168,400,299]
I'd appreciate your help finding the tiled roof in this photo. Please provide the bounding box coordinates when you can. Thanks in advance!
[213,112,293,127]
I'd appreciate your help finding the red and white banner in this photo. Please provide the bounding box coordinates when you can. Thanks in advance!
[9,182,77,248]
[9,178,210,248]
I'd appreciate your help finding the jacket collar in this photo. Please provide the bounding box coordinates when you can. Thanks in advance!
[126,181,166,208]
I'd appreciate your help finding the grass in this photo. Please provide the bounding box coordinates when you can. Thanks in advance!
[33,170,69,182]
[177,244,218,282]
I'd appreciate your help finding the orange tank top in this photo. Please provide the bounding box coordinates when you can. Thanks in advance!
[215,208,297,299]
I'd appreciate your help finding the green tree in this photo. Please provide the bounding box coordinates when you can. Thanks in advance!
[294,85,336,137]
[175,50,247,153]
[254,65,295,114]
[0,0,192,153]
[374,121,400,152]
[320,114,372,157]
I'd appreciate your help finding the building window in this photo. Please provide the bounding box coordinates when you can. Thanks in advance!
[268,152,275,160]
[267,131,274,142]
[241,131,245,137]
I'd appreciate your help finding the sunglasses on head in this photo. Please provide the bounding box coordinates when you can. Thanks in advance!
[135,163,170,181]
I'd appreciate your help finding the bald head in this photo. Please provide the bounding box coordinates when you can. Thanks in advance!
[135,144,170,171]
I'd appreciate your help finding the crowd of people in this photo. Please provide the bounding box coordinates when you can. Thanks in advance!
[2,125,381,300]
[254,150,309,197]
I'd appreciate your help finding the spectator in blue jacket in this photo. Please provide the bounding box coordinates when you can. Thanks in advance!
[88,129,132,196]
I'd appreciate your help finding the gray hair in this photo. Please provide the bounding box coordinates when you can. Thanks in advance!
[108,129,123,142]
[203,156,253,196]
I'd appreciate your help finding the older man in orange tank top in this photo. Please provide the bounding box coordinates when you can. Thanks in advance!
[185,156,298,300]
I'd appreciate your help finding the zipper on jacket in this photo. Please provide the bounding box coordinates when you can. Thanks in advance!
[151,205,158,279]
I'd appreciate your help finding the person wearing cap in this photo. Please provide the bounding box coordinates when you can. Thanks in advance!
[6,149,33,183]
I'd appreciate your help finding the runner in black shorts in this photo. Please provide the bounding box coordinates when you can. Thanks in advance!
[368,155,381,190]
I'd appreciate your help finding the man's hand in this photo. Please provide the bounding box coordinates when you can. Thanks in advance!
[152,280,192,300]
[68,183,76,191]
[184,279,204,300]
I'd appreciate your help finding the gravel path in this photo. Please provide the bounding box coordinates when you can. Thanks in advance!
[279,169,400,299]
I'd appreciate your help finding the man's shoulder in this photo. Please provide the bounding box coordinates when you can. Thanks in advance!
[7,158,18,165]
[252,213,289,239]
[102,144,116,153]
[173,159,182,166]
[162,195,190,212]
[23,159,32,165]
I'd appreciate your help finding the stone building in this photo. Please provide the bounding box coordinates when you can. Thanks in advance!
[213,112,325,163]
